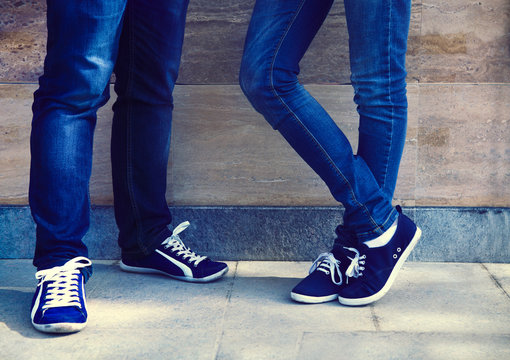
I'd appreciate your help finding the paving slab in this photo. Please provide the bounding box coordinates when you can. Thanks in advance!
[297,332,510,360]
[87,261,236,330]
[372,262,510,334]
[1,260,509,360]
[223,262,375,332]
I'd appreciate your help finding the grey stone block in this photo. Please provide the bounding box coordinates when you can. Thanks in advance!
[412,207,510,262]
[1,206,509,262]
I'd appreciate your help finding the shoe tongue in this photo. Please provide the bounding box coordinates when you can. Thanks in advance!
[329,247,358,273]
[331,246,353,261]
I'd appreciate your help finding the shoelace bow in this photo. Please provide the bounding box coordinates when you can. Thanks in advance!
[343,247,366,283]
[310,252,343,285]
[161,221,207,267]
[35,257,91,311]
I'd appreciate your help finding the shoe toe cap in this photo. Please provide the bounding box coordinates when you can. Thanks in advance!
[198,260,228,278]
[37,306,87,325]
[292,272,339,297]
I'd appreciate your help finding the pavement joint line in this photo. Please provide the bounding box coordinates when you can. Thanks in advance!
[480,263,510,300]
[294,331,306,358]
[300,330,510,336]
[369,303,381,331]
[212,261,238,360]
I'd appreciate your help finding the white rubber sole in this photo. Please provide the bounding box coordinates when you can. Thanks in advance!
[119,261,229,283]
[290,292,338,304]
[338,227,422,307]
[32,320,87,334]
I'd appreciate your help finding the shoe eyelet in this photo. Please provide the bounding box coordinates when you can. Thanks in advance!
[397,247,402,252]
[393,254,398,259]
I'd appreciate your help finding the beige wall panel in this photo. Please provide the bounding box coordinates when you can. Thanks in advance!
[416,84,510,206]
[0,84,32,204]
[7,0,509,84]
[394,84,419,206]
[0,84,418,206]
[1,84,508,207]
[0,1,46,82]
[169,85,355,206]
[407,0,510,83]
[171,85,418,206]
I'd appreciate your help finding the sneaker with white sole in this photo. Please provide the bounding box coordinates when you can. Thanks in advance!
[31,256,91,333]
[290,247,365,304]
[337,206,421,306]
[120,221,228,283]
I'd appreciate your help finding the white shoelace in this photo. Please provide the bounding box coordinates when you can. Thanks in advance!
[344,247,366,283]
[309,252,343,285]
[35,257,92,311]
[161,221,207,267]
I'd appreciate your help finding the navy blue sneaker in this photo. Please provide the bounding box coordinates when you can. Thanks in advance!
[120,221,228,283]
[290,248,365,304]
[337,206,421,306]
[31,257,91,333]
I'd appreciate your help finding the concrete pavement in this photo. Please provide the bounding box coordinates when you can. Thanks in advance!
[1,260,509,360]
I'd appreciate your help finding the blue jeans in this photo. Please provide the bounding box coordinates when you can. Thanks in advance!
[30,0,190,273]
[240,0,411,241]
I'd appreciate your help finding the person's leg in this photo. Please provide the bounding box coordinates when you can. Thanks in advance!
[240,0,395,303]
[112,0,228,282]
[240,0,397,241]
[30,0,126,333]
[345,0,411,201]
[331,0,412,251]
[31,0,126,275]
[336,0,421,306]
[240,0,419,305]
[111,0,189,260]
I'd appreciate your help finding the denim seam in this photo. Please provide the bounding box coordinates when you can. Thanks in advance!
[124,3,145,255]
[265,0,306,130]
[268,0,384,235]
[381,0,394,193]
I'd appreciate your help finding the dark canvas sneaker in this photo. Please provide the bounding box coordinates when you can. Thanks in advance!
[337,206,421,306]
[290,248,365,304]
[31,257,91,333]
[120,221,228,283]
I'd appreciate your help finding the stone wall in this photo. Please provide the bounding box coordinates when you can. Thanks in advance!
[1,0,509,208]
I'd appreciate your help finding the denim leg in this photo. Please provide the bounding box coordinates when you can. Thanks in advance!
[30,0,126,271]
[345,0,411,200]
[240,0,398,240]
[111,0,190,260]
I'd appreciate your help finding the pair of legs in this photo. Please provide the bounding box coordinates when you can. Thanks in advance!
[30,0,189,275]
[240,0,419,305]
[30,0,227,333]
[240,0,410,243]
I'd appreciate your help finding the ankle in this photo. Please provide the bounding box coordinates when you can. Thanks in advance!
[363,218,398,248]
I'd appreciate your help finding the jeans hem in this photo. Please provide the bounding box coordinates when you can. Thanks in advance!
[354,206,398,241]
[120,226,173,261]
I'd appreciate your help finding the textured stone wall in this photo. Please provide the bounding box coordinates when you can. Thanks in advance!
[1,0,509,207]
